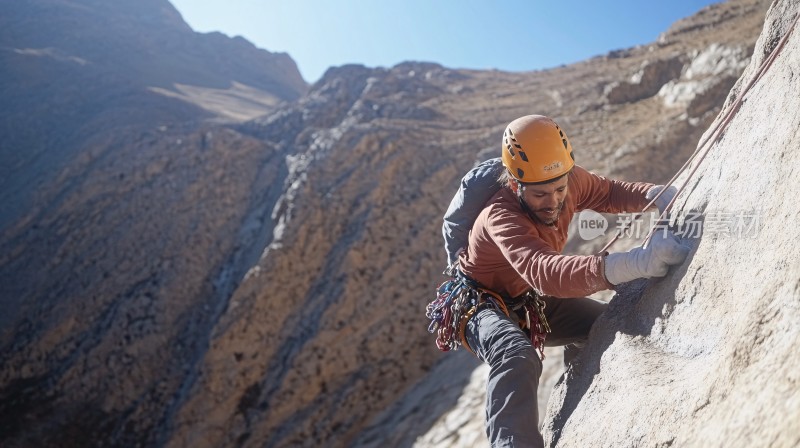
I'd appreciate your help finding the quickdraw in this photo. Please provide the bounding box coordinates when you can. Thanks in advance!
[522,296,551,360]
[426,270,551,359]
[425,278,472,352]
[426,276,507,353]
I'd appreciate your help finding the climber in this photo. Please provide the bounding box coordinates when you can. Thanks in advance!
[428,114,690,447]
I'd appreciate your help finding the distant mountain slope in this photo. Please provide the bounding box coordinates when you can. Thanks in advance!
[0,0,307,230]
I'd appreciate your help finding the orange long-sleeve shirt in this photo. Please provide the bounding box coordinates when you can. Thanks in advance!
[458,165,654,299]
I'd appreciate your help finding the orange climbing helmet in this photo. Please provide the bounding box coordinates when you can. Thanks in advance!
[501,115,575,184]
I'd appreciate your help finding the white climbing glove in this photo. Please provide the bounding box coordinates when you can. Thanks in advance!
[604,232,690,286]
[645,185,678,215]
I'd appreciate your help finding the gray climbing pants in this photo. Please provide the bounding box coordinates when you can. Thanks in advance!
[464,296,606,448]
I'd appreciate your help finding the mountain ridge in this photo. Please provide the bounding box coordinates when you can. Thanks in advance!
[0,0,307,231]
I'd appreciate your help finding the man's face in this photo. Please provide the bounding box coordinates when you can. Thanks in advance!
[519,176,569,225]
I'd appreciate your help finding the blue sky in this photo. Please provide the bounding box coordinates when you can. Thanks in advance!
[169,0,720,84]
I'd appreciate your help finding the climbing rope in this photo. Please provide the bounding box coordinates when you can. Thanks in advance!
[599,13,799,253]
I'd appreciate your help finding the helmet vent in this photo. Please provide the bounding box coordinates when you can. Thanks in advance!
[518,151,528,162]
[504,133,516,158]
[506,143,516,158]
[517,168,525,179]
[562,139,568,149]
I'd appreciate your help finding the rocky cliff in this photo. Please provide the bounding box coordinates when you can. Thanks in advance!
[1,1,307,445]
[0,0,778,447]
[543,1,800,446]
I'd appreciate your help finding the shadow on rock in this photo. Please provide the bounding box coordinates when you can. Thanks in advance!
[544,225,701,446]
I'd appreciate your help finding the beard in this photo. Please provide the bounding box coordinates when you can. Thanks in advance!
[533,201,564,226]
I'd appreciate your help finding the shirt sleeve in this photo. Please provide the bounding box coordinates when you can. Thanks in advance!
[571,165,654,214]
[442,158,505,265]
[487,206,613,298]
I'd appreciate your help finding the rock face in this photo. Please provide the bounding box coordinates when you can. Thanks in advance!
[543,1,800,446]
[605,57,685,104]
[0,0,778,447]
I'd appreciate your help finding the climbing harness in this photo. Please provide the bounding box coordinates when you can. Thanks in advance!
[599,13,800,254]
[426,267,551,359]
